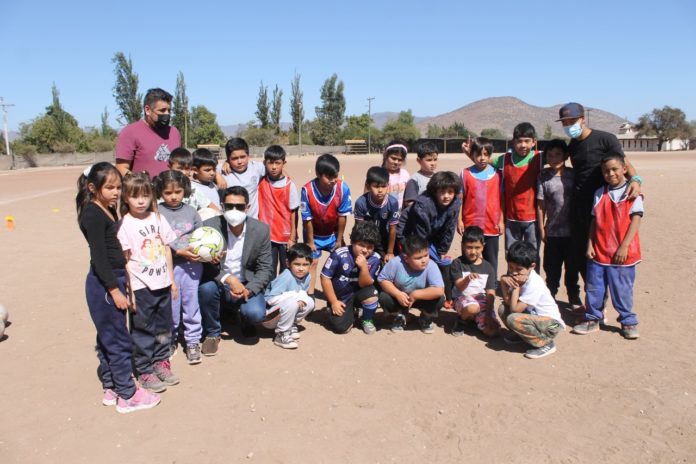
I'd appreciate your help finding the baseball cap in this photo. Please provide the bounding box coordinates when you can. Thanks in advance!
[556,102,585,121]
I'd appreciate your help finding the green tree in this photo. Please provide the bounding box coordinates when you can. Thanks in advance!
[189,105,225,147]
[543,124,553,140]
[111,52,142,124]
[290,72,304,135]
[172,71,190,146]
[240,121,277,146]
[382,110,420,143]
[480,128,506,139]
[271,84,283,134]
[426,124,443,138]
[256,81,270,129]
[100,107,117,139]
[636,106,691,151]
[343,114,374,141]
[314,73,346,145]
[20,84,84,153]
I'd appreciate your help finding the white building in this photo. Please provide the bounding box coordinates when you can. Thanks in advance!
[616,122,688,151]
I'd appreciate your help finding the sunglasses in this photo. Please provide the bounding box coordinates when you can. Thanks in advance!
[223,203,246,212]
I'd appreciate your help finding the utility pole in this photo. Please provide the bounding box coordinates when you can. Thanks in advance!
[367,97,375,154]
[586,108,592,126]
[1,97,15,169]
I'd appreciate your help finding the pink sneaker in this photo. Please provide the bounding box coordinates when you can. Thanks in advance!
[102,389,118,406]
[116,387,161,414]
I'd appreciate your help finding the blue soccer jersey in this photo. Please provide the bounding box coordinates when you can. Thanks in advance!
[354,193,400,251]
[321,246,381,302]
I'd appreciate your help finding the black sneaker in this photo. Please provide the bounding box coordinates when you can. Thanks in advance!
[568,294,583,310]
[241,322,258,338]
[418,316,434,334]
[390,313,406,333]
[451,318,468,337]
[524,341,557,359]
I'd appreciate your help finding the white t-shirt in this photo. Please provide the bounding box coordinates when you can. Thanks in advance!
[518,270,565,328]
[220,160,265,219]
[591,183,644,216]
[222,223,246,282]
[191,180,221,209]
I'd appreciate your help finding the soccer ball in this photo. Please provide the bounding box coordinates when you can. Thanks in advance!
[0,304,7,323]
[189,227,225,262]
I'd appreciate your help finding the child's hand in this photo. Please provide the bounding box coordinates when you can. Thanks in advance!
[308,241,317,253]
[109,288,130,311]
[457,220,465,235]
[497,220,505,234]
[467,272,480,281]
[171,282,179,300]
[177,246,200,262]
[221,161,232,175]
[461,139,471,156]
[333,236,345,250]
[396,291,411,308]
[500,275,518,289]
[613,245,628,265]
[626,180,641,199]
[384,253,395,263]
[586,243,596,260]
[355,254,367,269]
[330,300,346,316]
[298,300,306,310]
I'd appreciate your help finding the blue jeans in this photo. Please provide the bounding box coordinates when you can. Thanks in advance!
[198,279,267,338]
[585,260,638,326]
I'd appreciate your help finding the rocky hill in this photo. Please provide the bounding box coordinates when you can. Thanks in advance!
[414,96,626,138]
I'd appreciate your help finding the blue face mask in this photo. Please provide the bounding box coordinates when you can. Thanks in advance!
[564,121,583,139]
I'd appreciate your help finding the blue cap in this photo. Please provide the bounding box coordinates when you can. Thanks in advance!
[556,102,585,121]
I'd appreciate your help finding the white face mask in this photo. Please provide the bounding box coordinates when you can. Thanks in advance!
[224,209,247,227]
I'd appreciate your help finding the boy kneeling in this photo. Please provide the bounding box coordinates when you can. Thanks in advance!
[499,241,565,359]
[377,235,445,334]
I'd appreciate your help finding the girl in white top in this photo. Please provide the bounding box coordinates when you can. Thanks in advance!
[382,140,411,208]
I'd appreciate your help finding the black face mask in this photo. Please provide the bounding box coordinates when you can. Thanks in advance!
[156,113,170,128]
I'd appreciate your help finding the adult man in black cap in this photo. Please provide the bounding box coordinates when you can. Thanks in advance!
[556,102,642,309]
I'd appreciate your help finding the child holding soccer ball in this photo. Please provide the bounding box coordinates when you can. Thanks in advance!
[77,162,160,413]
[155,170,204,364]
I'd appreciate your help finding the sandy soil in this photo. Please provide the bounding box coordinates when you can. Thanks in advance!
[1,151,695,463]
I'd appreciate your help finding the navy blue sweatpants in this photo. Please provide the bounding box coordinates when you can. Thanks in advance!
[85,267,136,399]
[131,287,172,375]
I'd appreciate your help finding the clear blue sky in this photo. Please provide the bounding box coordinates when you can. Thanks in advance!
[2,0,695,131]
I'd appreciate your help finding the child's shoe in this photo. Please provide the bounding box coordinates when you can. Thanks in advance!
[451,318,468,337]
[418,315,435,334]
[186,343,202,365]
[361,319,377,335]
[116,387,161,414]
[571,320,600,335]
[154,360,180,386]
[168,343,177,360]
[621,325,640,340]
[524,341,557,359]
[201,336,220,356]
[102,389,118,406]
[390,313,406,333]
[290,325,301,340]
[138,373,167,393]
[568,294,583,310]
[273,331,299,349]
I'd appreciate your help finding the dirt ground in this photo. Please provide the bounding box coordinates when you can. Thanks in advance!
[1,151,695,463]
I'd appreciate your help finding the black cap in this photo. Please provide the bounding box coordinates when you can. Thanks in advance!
[556,102,585,121]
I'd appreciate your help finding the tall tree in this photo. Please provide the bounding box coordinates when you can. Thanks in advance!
[290,72,304,135]
[189,105,226,147]
[480,128,505,139]
[314,73,346,145]
[21,84,83,153]
[255,81,270,128]
[271,84,283,134]
[636,106,691,151]
[172,71,190,146]
[100,106,117,138]
[111,52,142,125]
[543,124,553,140]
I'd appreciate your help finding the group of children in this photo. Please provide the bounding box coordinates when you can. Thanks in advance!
[78,125,643,413]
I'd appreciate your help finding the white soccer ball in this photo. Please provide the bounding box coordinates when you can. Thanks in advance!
[0,320,4,339]
[189,226,225,263]
[0,304,8,323]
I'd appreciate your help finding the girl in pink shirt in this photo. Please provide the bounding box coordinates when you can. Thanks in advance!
[117,173,179,393]
[382,140,411,209]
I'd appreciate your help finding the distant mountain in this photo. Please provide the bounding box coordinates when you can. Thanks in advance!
[218,97,626,140]
[415,97,626,138]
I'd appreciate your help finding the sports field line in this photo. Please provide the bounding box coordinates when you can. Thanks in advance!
[0,187,73,206]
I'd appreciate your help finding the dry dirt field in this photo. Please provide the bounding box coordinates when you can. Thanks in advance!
[1,151,695,463]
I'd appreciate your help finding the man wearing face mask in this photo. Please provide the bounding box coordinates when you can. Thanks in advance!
[557,103,642,302]
[115,88,181,177]
[197,186,273,355]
